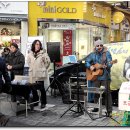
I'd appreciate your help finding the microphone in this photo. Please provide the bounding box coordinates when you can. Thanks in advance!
[100,86,105,90]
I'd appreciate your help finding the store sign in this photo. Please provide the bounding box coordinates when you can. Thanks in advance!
[43,6,77,13]
[0,17,24,22]
[0,2,28,14]
[63,30,72,56]
[37,3,77,14]
[92,4,106,19]
[45,23,75,30]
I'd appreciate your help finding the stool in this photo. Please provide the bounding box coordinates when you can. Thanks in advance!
[25,99,40,117]
[81,86,105,117]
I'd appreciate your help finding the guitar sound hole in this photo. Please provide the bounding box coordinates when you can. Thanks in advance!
[93,68,96,71]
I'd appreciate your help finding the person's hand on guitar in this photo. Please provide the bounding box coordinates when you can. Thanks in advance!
[102,64,107,69]
[90,65,95,71]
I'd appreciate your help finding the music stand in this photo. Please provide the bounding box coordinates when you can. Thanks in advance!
[60,63,94,120]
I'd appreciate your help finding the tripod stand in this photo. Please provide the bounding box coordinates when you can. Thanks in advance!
[46,61,62,97]
[60,63,94,120]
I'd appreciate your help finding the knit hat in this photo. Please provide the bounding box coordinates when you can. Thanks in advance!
[11,43,18,49]
[94,39,103,47]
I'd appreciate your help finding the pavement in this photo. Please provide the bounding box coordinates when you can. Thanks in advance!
[0,93,125,127]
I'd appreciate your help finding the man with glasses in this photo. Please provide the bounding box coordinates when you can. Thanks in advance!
[85,39,113,117]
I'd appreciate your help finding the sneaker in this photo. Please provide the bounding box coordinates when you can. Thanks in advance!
[92,108,99,112]
[41,104,46,109]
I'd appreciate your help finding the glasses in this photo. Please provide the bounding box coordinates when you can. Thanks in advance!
[96,44,103,47]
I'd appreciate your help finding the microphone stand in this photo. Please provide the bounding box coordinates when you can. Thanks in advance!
[60,63,94,120]
[46,60,63,97]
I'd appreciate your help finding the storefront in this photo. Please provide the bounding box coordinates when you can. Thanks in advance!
[111,9,130,42]
[29,1,111,63]
[0,1,28,56]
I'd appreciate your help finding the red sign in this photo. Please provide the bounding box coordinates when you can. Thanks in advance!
[63,30,72,56]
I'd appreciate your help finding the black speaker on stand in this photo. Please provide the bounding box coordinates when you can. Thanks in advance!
[46,42,62,96]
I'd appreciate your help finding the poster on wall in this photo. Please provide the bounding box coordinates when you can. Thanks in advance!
[0,36,20,47]
[63,30,72,56]
[0,36,20,55]
[105,42,130,90]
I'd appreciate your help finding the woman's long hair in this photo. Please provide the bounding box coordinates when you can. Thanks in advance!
[31,40,43,52]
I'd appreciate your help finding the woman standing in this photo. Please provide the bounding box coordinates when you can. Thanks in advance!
[27,40,50,109]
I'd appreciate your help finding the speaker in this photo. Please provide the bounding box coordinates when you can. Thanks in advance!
[47,42,60,62]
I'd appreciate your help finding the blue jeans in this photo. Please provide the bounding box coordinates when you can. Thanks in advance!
[88,80,95,102]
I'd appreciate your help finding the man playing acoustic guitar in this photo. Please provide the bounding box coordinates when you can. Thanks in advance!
[85,39,114,117]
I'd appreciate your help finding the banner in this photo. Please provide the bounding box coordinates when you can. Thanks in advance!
[63,30,72,56]
[106,42,130,90]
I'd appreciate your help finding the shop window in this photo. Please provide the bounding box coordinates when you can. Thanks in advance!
[0,22,20,36]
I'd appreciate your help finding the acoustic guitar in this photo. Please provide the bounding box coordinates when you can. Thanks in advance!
[86,59,117,81]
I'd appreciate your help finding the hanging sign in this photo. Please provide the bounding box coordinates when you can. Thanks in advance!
[63,30,72,56]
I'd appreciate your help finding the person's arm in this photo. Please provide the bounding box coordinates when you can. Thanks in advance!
[85,53,93,69]
[43,53,51,69]
[27,53,31,67]
[106,51,112,68]
[12,54,25,70]
[2,59,11,84]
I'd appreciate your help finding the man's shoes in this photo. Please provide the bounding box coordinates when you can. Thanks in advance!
[30,105,34,111]
[105,112,112,117]
[89,100,94,103]
[41,104,46,109]
[92,108,99,112]
[33,103,39,107]
[0,115,9,126]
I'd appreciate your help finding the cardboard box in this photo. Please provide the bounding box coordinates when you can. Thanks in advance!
[119,81,130,111]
